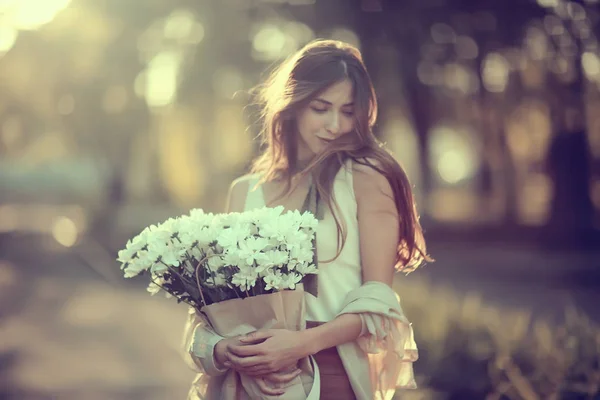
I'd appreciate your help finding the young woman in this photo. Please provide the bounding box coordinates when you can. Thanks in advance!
[182,39,430,400]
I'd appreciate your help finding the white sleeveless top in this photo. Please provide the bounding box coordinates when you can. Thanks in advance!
[243,159,362,322]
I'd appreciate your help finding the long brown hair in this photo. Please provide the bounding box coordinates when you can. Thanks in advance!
[250,39,431,273]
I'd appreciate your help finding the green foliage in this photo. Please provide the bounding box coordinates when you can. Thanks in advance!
[394,278,600,399]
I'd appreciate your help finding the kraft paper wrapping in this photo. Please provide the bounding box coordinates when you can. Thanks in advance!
[199,289,320,400]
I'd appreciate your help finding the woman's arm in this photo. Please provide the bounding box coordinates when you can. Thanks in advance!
[227,163,400,368]
[183,308,229,376]
[302,162,398,354]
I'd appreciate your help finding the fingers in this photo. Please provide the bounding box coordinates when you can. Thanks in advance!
[224,352,262,369]
[256,378,285,396]
[239,330,273,344]
[228,343,265,357]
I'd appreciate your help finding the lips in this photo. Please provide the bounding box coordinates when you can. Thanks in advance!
[317,137,334,143]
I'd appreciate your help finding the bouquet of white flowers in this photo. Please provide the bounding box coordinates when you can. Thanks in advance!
[117,206,320,399]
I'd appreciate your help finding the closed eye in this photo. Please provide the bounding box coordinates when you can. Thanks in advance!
[311,107,354,117]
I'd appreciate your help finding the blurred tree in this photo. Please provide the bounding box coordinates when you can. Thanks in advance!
[0,0,598,246]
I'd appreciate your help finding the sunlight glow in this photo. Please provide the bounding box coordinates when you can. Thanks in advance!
[284,21,315,45]
[437,151,471,184]
[52,216,78,247]
[329,28,359,49]
[163,9,204,44]
[252,24,287,61]
[144,51,182,107]
[0,26,18,56]
[482,53,510,92]
[3,0,71,31]
[537,0,559,7]
[213,67,244,100]
[444,63,478,94]
[417,62,444,86]
[430,126,479,185]
[525,27,549,61]
[582,52,600,80]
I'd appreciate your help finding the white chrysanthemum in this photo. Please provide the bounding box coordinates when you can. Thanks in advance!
[123,256,150,278]
[189,208,214,223]
[249,206,284,224]
[217,224,251,250]
[222,250,245,267]
[117,238,145,266]
[188,246,204,261]
[216,212,243,227]
[299,211,319,231]
[286,230,312,249]
[207,254,225,270]
[295,262,317,276]
[146,240,185,267]
[197,225,219,247]
[259,250,289,269]
[141,224,172,244]
[260,218,298,242]
[159,217,180,234]
[147,274,166,295]
[238,236,270,266]
[281,272,303,290]
[176,215,202,247]
[206,271,227,287]
[150,262,169,275]
[263,269,284,291]
[279,210,302,230]
[289,243,315,264]
[231,266,258,291]
[119,203,319,299]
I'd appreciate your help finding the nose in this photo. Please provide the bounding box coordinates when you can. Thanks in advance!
[326,112,340,135]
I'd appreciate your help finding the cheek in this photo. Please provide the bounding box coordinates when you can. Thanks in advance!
[299,113,325,134]
[340,118,355,134]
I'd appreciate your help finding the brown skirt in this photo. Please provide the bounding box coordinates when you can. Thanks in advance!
[307,321,357,400]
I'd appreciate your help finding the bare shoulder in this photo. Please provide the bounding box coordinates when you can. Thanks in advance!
[226,174,255,213]
[352,158,393,203]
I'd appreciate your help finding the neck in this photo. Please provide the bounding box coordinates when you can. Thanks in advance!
[294,156,313,170]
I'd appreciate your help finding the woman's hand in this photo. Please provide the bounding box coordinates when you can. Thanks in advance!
[224,329,313,376]
[215,334,303,395]
[214,336,244,370]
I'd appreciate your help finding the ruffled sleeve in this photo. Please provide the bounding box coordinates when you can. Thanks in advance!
[182,306,229,377]
[337,281,419,398]
[357,311,418,389]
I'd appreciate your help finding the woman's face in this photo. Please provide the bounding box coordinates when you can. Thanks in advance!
[295,79,355,161]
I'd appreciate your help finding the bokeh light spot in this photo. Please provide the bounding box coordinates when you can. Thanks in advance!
[482,53,510,92]
[52,216,78,247]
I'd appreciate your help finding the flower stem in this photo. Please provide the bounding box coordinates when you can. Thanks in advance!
[150,275,195,308]
[193,253,221,307]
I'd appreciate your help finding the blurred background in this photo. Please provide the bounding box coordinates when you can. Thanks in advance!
[1,0,599,398]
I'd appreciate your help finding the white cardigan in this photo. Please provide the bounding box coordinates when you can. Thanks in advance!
[183,160,418,399]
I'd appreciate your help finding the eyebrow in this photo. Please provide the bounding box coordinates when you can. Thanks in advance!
[313,98,354,107]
